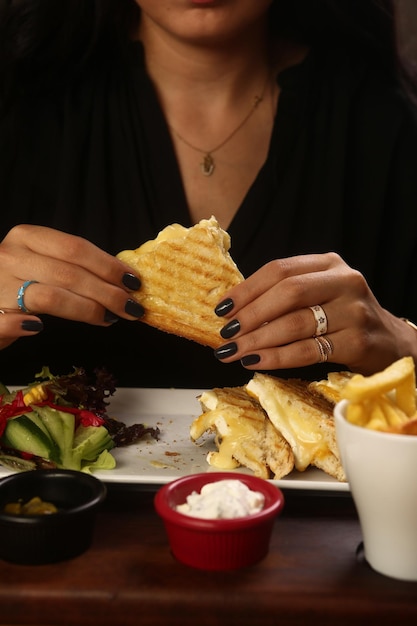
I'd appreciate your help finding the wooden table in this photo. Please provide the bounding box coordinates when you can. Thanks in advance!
[0,484,416,626]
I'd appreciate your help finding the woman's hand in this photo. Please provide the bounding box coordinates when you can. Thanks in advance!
[0,224,144,347]
[213,252,417,376]
[0,308,44,350]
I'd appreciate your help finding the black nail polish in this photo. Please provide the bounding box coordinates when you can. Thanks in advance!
[125,298,145,318]
[21,319,44,332]
[214,342,238,360]
[215,298,234,317]
[122,272,141,291]
[241,354,261,366]
[104,310,120,324]
[220,319,240,339]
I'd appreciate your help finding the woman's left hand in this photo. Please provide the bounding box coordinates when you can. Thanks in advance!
[213,252,417,375]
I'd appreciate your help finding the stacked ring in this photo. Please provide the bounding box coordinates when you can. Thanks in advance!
[314,335,334,363]
[17,280,39,314]
[309,305,328,336]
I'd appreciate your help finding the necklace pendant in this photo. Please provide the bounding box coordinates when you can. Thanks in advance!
[201,153,215,176]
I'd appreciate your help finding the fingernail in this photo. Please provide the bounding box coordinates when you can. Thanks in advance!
[21,319,44,332]
[215,298,234,317]
[122,272,141,291]
[104,309,120,324]
[214,342,238,360]
[125,298,145,318]
[241,354,261,366]
[220,319,240,339]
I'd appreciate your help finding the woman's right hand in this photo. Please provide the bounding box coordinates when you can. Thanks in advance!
[0,308,44,350]
[0,224,145,349]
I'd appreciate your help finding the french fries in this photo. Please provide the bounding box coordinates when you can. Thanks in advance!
[341,356,417,434]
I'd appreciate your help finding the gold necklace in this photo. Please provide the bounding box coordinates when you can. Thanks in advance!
[169,76,270,176]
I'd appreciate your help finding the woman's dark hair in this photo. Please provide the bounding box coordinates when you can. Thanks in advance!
[270,0,417,99]
[0,0,140,104]
[0,0,415,104]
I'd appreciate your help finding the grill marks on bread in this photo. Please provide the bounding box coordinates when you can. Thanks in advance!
[117,217,243,348]
[246,374,346,481]
[192,373,348,483]
[192,386,294,480]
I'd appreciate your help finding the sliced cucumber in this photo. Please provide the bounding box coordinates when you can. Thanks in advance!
[0,454,38,472]
[3,414,60,462]
[30,406,75,469]
[73,424,114,464]
[25,410,56,441]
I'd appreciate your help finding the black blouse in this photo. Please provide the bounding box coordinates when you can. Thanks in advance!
[1,43,417,387]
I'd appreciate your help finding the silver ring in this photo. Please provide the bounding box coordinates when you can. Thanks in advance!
[17,280,39,313]
[0,309,5,315]
[314,335,334,363]
[309,305,328,336]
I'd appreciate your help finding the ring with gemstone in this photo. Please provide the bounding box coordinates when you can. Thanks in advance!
[17,280,39,314]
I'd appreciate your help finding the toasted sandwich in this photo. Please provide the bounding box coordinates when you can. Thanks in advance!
[246,373,346,481]
[191,386,295,480]
[116,216,243,348]
[308,370,355,405]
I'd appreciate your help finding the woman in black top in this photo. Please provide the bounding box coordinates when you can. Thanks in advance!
[0,0,417,388]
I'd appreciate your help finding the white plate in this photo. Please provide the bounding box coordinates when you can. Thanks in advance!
[0,388,349,492]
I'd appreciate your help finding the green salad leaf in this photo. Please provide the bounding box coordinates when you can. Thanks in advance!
[0,366,160,473]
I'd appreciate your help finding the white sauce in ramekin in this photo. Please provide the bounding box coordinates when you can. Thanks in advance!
[176,479,265,519]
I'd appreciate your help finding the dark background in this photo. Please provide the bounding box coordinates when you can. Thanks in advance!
[397,0,417,62]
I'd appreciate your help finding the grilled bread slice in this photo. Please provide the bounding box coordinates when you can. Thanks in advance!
[308,371,355,405]
[116,216,243,348]
[246,373,346,482]
[191,386,295,480]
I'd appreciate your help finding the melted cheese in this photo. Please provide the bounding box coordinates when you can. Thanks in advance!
[135,223,188,255]
[246,379,328,471]
[191,391,257,470]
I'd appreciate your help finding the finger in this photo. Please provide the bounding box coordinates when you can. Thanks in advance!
[219,301,341,359]
[245,336,330,370]
[215,333,338,371]
[218,261,349,337]
[217,253,343,317]
[219,309,311,347]
[2,252,143,322]
[214,334,336,369]
[8,282,144,325]
[220,302,339,346]
[2,225,140,293]
[0,309,44,348]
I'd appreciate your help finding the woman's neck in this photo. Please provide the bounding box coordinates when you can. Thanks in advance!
[135,15,308,230]
[138,16,308,114]
[139,19,272,110]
